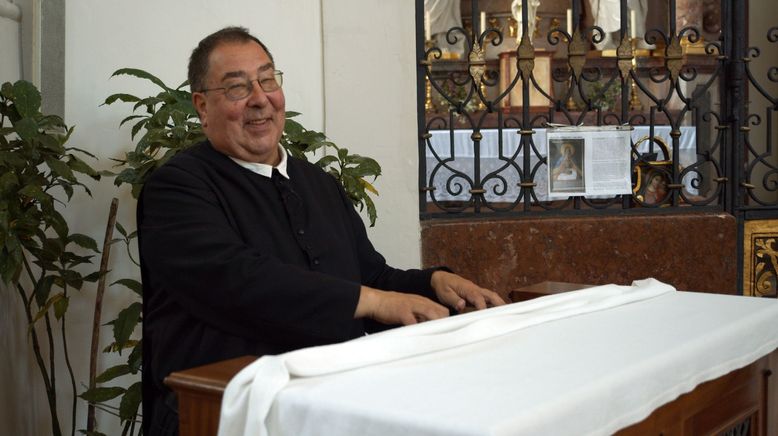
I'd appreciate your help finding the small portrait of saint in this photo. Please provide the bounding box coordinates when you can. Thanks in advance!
[641,170,669,205]
[549,138,585,194]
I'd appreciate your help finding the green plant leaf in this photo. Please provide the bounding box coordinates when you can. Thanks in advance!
[118,114,146,128]
[1,247,22,284]
[18,184,47,202]
[33,275,55,307]
[102,93,141,106]
[115,221,127,237]
[82,270,104,282]
[53,294,69,319]
[1,81,14,98]
[0,171,19,193]
[119,381,141,421]
[111,68,170,91]
[68,155,100,179]
[79,386,125,403]
[113,302,142,352]
[364,193,377,227]
[111,278,142,297]
[68,233,100,252]
[314,155,339,169]
[95,364,131,383]
[127,341,142,373]
[40,237,64,264]
[48,210,69,240]
[45,157,76,182]
[31,292,64,324]
[12,80,42,118]
[14,117,39,141]
[59,181,74,200]
[39,133,66,154]
[0,150,27,168]
[59,269,84,289]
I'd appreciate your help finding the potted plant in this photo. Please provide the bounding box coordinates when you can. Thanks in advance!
[1,80,101,436]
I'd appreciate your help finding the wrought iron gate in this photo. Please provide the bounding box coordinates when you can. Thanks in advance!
[416,0,778,294]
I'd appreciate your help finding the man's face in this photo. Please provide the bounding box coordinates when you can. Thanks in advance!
[193,41,285,164]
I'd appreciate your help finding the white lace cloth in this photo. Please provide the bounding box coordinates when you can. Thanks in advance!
[218,279,778,436]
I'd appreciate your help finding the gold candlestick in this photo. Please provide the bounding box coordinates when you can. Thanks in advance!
[478,81,487,111]
[629,37,643,111]
[425,77,433,111]
[424,38,435,112]
[565,31,580,111]
[566,77,578,111]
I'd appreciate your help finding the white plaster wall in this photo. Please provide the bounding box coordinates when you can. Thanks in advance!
[322,0,422,269]
[0,1,21,82]
[1,3,47,435]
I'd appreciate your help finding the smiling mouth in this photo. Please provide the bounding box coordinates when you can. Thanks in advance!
[246,118,269,126]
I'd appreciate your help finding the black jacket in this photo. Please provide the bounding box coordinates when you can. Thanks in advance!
[138,141,439,434]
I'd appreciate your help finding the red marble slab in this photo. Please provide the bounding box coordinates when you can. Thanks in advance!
[421,212,737,300]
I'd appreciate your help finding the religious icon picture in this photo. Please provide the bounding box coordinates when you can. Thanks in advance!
[548,138,585,194]
[634,168,671,205]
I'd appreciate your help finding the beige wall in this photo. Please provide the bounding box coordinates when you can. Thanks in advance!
[322,1,422,269]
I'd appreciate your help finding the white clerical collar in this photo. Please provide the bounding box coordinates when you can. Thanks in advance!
[229,146,289,179]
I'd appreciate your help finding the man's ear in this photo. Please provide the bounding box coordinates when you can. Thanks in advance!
[192,92,208,128]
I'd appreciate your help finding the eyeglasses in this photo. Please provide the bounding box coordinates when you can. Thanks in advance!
[198,70,284,100]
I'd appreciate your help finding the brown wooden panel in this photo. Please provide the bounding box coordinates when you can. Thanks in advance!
[616,349,778,436]
[165,355,257,436]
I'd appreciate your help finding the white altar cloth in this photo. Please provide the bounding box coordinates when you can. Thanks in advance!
[219,280,778,436]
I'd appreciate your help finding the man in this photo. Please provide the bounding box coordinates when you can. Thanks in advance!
[139,26,504,435]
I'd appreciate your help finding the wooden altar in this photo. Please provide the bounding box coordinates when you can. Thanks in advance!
[165,282,778,436]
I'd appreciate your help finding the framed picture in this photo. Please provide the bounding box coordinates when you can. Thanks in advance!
[632,135,672,205]
[743,220,778,297]
[634,167,671,205]
[499,50,552,109]
[548,137,585,194]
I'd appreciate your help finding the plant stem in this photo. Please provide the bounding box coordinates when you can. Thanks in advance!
[88,198,119,433]
[44,312,63,436]
[16,282,62,436]
[20,254,64,435]
[60,310,77,436]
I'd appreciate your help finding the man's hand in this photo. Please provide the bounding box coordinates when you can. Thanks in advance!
[354,286,450,325]
[430,270,506,312]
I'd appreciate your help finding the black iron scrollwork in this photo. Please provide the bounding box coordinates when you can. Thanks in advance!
[418,0,765,217]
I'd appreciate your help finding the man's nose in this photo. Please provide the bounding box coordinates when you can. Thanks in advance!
[246,80,270,105]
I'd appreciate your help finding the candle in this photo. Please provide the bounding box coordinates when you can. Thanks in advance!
[566,9,573,34]
[480,12,486,33]
[630,9,637,39]
[425,11,431,40]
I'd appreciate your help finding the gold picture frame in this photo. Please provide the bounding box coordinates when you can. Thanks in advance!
[632,135,672,206]
[743,219,778,297]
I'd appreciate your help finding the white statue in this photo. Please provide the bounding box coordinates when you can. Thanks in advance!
[588,0,651,50]
[424,0,464,57]
[511,0,541,41]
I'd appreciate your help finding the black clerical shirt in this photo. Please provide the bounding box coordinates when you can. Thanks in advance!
[138,141,440,431]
